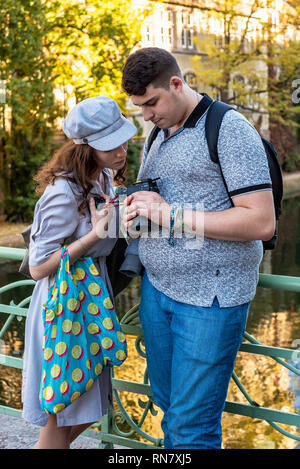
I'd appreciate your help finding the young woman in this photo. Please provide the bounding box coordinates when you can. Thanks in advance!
[21,96,136,449]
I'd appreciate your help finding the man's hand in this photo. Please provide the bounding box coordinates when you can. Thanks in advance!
[123,191,171,231]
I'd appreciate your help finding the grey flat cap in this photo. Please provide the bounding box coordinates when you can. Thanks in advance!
[63,96,137,151]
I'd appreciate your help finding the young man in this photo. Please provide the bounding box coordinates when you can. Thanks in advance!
[121,47,275,449]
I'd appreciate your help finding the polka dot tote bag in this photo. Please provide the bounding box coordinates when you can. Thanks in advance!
[40,245,127,415]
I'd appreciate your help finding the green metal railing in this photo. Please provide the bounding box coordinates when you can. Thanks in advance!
[0,246,300,448]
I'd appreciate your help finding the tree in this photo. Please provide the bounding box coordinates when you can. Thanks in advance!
[45,0,147,109]
[0,0,147,221]
[193,0,300,170]
[265,2,300,170]
[0,0,57,222]
[193,0,266,105]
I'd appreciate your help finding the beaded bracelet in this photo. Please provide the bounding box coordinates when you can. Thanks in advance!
[174,206,184,234]
[168,206,176,246]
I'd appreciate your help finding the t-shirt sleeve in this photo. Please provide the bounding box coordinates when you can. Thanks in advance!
[29,183,80,266]
[217,111,272,199]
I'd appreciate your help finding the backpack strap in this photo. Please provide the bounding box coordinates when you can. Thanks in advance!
[146,125,160,154]
[205,100,234,163]
[261,137,283,219]
[205,101,234,205]
[147,101,235,206]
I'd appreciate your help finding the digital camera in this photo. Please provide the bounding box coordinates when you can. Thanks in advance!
[117,178,160,198]
[117,178,161,234]
[93,178,161,235]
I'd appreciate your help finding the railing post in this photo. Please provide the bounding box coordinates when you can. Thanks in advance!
[101,401,114,449]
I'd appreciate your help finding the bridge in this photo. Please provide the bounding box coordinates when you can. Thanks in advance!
[0,246,300,449]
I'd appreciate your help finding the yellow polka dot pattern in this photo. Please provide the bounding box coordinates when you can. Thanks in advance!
[40,245,127,415]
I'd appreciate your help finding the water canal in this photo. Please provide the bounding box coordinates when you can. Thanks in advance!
[0,193,300,449]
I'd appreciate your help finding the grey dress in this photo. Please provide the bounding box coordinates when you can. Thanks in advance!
[22,169,117,427]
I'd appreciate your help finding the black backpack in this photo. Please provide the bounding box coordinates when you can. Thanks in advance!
[147,100,283,251]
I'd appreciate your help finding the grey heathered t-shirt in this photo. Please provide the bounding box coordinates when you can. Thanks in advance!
[137,96,272,307]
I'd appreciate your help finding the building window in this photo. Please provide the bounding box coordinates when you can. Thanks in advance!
[181,29,187,48]
[187,29,193,48]
[187,12,193,27]
[167,10,173,23]
[179,9,194,50]
[214,35,223,48]
[232,74,245,105]
[158,9,174,47]
[145,24,152,43]
[168,27,173,46]
[184,72,198,91]
[248,78,260,111]
[181,28,194,49]
[180,10,193,27]
[161,26,165,44]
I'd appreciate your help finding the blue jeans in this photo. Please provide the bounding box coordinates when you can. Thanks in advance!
[139,272,250,449]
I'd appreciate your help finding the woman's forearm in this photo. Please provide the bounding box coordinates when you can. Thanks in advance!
[29,230,99,281]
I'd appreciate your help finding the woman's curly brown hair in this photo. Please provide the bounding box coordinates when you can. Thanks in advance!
[34,140,128,214]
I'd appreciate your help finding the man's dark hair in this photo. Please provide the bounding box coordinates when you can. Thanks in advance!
[122,47,182,96]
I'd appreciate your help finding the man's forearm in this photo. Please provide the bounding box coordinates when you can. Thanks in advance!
[124,190,275,243]
[181,206,275,242]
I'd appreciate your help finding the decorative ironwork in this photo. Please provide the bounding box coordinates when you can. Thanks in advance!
[0,246,300,447]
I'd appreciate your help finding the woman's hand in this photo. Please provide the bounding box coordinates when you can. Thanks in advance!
[29,195,115,282]
[123,191,171,232]
[89,195,115,240]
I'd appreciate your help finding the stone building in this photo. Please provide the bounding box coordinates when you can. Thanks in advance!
[129,0,298,138]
